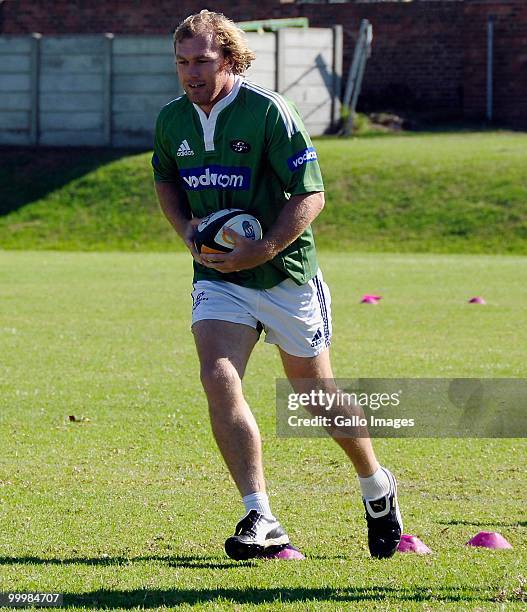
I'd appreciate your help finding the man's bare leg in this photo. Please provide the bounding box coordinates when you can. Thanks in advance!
[278,347,379,477]
[193,319,290,559]
[193,319,264,496]
[279,346,403,558]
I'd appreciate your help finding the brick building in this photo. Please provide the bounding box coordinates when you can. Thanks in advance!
[1,0,526,127]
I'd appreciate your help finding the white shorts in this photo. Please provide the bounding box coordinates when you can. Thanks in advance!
[191,270,332,357]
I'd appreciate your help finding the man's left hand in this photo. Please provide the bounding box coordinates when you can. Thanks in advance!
[200,228,275,273]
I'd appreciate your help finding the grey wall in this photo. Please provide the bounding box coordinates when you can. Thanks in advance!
[0,28,342,147]
[245,31,276,91]
[278,28,342,137]
[40,36,108,146]
[0,36,34,145]
[112,36,182,148]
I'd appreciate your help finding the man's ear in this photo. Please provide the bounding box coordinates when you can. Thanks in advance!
[222,54,234,73]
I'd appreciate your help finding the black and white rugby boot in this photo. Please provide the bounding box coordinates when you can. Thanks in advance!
[224,509,290,560]
[363,468,403,559]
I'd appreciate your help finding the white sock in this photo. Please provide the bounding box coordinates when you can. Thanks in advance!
[358,467,391,501]
[242,491,275,521]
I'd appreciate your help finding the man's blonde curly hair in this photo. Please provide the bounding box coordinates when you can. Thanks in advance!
[174,10,256,75]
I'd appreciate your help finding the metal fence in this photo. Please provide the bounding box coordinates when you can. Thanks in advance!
[0,27,342,147]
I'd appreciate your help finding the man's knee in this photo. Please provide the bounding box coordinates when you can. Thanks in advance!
[200,359,242,397]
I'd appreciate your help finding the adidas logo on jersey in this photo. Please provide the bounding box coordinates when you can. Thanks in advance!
[177,139,194,157]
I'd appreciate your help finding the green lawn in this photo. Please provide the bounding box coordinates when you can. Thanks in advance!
[0,251,525,609]
[1,130,526,253]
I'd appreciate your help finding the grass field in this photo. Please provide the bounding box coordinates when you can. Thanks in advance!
[1,130,526,254]
[1,250,526,610]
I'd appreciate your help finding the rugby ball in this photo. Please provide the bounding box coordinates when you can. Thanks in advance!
[194,208,262,254]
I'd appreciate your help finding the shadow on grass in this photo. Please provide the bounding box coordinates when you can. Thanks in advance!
[60,585,494,607]
[0,553,372,568]
[0,555,241,570]
[0,556,501,605]
[0,146,147,216]
[438,520,527,528]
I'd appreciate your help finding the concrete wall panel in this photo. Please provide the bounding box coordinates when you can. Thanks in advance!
[40,111,103,131]
[0,92,32,111]
[0,73,31,91]
[113,37,173,56]
[41,55,104,73]
[40,93,104,112]
[0,130,31,145]
[113,55,175,74]
[40,130,107,146]
[41,36,105,55]
[0,37,32,53]
[0,111,29,130]
[0,55,31,72]
[40,73,104,93]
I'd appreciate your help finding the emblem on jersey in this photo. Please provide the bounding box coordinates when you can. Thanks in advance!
[287,147,318,171]
[177,139,194,157]
[230,139,251,153]
[179,165,251,191]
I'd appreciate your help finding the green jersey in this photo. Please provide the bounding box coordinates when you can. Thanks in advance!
[152,75,324,289]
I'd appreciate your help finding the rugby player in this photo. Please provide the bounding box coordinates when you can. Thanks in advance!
[153,9,402,560]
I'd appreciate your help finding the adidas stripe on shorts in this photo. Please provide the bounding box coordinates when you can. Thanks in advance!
[191,269,332,358]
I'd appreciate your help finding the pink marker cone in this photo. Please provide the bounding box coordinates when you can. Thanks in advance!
[361,294,382,304]
[397,534,432,554]
[260,544,305,560]
[466,531,512,549]
[468,296,486,304]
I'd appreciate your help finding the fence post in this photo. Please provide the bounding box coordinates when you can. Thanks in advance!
[276,29,286,94]
[103,33,114,146]
[29,32,41,146]
[332,25,343,131]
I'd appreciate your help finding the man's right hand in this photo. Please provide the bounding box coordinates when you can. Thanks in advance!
[154,182,203,264]
[183,218,202,263]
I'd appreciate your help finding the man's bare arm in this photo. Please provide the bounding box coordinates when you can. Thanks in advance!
[155,182,200,260]
[202,191,324,273]
[263,191,325,259]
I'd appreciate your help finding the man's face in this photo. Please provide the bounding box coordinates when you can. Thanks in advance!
[175,34,233,114]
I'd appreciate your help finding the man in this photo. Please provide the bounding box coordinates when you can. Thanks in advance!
[153,9,402,560]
